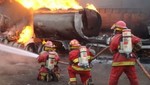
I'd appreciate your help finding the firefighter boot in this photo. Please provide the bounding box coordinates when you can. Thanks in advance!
[51,66,61,81]
[37,72,47,81]
[54,66,61,79]
[86,78,94,85]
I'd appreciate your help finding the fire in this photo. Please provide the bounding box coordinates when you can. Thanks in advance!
[15,0,97,11]
[16,0,82,10]
[86,3,98,12]
[16,0,97,44]
[18,26,33,44]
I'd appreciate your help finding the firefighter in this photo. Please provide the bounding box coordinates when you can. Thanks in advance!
[37,41,60,81]
[109,20,142,85]
[68,39,95,85]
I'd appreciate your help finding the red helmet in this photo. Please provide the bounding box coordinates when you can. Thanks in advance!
[69,39,80,47]
[111,20,127,30]
[45,41,56,48]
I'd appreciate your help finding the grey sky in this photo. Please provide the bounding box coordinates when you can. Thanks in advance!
[78,0,150,8]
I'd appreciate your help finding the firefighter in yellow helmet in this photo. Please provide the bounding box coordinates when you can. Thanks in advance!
[69,39,81,50]
[108,20,142,85]
[37,41,60,81]
[68,39,95,85]
[110,20,127,34]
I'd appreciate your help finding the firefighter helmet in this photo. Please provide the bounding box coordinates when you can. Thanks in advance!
[115,20,127,28]
[69,39,80,49]
[44,41,56,51]
[69,39,80,47]
[111,20,127,34]
[111,20,127,31]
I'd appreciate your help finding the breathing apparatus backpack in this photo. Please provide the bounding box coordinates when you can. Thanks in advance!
[78,46,90,68]
[46,52,57,70]
[118,29,133,58]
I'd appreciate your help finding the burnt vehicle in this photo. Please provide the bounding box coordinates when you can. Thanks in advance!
[0,0,31,48]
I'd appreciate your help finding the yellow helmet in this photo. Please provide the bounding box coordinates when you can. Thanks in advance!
[111,20,127,31]
[69,39,80,49]
[44,41,56,51]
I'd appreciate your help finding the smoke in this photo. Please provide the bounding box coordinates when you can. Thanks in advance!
[0,44,38,58]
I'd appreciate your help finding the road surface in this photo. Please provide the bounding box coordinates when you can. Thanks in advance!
[0,47,149,85]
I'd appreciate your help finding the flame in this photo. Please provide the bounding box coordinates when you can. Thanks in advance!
[18,26,33,44]
[15,0,97,11]
[16,0,82,10]
[16,0,98,44]
[86,3,98,12]
[42,40,46,45]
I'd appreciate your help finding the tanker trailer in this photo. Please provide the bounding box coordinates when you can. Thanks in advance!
[26,8,102,53]
[0,0,31,48]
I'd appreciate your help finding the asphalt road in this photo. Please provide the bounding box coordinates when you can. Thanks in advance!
[0,48,150,85]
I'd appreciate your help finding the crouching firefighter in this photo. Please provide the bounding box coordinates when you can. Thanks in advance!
[37,41,60,82]
[109,20,142,85]
[68,39,95,85]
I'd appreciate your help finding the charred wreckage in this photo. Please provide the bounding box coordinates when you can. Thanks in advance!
[0,1,150,63]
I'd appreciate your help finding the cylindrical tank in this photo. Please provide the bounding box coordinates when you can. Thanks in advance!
[98,8,150,39]
[33,8,101,41]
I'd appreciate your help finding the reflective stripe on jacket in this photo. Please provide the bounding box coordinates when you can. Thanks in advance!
[112,61,135,66]
[70,78,76,82]
[71,65,91,71]
[73,56,91,63]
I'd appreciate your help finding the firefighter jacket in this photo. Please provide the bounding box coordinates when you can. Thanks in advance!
[37,51,60,65]
[110,34,141,66]
[68,48,94,71]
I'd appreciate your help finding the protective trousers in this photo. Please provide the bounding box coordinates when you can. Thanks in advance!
[68,67,91,85]
[109,66,139,85]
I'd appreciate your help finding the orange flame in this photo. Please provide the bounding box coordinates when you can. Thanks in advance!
[86,3,98,12]
[16,0,83,10]
[15,0,97,11]
[18,26,33,44]
[16,0,98,44]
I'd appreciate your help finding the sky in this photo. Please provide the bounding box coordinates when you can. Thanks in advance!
[79,0,150,8]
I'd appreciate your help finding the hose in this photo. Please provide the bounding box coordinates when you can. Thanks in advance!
[91,46,109,61]
[136,59,150,80]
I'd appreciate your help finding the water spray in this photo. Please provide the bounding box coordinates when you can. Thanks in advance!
[0,44,38,58]
[0,43,69,65]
